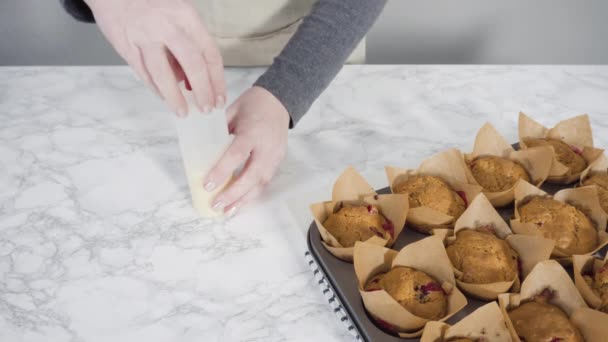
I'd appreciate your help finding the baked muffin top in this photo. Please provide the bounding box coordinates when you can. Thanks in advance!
[508,299,583,342]
[446,229,519,284]
[469,156,530,192]
[583,261,608,313]
[364,266,447,320]
[447,339,475,342]
[394,175,465,219]
[582,173,608,213]
[525,138,587,175]
[323,204,393,247]
[519,196,597,255]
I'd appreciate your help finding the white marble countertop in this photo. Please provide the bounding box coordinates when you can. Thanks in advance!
[2,65,608,342]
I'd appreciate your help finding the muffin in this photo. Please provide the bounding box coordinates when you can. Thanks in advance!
[518,196,597,255]
[525,138,587,175]
[446,229,519,284]
[582,173,608,213]
[323,204,393,247]
[583,261,608,312]
[394,175,465,229]
[468,156,530,192]
[508,293,584,342]
[447,339,475,342]
[364,266,447,320]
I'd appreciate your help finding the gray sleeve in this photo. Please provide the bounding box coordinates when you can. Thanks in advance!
[60,0,95,22]
[254,0,387,128]
[60,0,387,128]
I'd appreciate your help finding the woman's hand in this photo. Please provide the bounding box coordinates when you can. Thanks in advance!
[85,0,225,115]
[204,86,290,214]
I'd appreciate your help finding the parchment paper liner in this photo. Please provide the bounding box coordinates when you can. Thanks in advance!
[465,122,553,207]
[353,236,468,338]
[386,148,483,234]
[518,112,603,184]
[573,253,608,311]
[420,302,512,342]
[310,167,409,262]
[510,180,608,262]
[497,260,608,342]
[580,153,608,213]
[434,193,554,300]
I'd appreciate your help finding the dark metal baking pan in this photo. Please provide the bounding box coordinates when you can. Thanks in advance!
[306,145,575,341]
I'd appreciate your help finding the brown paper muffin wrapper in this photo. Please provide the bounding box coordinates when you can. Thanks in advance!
[435,193,554,300]
[580,153,608,183]
[580,154,608,213]
[497,260,606,342]
[420,302,512,342]
[310,167,409,262]
[465,122,553,207]
[353,237,468,338]
[572,253,608,310]
[518,112,604,184]
[386,148,483,234]
[510,180,608,262]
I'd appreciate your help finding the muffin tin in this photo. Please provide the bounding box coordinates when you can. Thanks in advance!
[306,145,598,341]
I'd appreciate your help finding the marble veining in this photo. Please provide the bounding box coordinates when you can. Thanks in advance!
[2,65,608,341]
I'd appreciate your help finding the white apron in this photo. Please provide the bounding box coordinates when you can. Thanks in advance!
[192,0,366,66]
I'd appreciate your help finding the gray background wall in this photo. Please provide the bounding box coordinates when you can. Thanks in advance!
[1,0,608,65]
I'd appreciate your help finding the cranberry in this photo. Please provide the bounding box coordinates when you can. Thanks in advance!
[457,191,468,207]
[366,278,382,291]
[381,218,395,238]
[550,338,564,342]
[477,225,496,235]
[374,318,399,334]
[420,282,443,294]
[369,227,384,238]
[597,265,608,275]
[570,145,583,155]
[539,288,557,301]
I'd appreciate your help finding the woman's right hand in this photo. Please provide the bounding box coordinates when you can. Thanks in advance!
[85,0,225,115]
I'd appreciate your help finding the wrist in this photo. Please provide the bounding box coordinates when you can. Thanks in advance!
[252,85,291,129]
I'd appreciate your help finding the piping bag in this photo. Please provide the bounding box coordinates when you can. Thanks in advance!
[175,89,233,218]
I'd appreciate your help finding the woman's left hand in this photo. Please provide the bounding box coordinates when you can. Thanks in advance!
[203,86,290,214]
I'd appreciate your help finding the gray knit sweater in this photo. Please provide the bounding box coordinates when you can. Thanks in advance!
[61,0,387,127]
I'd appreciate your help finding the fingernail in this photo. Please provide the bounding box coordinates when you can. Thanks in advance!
[203,105,211,114]
[226,206,237,218]
[204,181,216,192]
[216,95,225,109]
[212,201,225,212]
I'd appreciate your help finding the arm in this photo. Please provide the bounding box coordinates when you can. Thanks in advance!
[254,0,388,127]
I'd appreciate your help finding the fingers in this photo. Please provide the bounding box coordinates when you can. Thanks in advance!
[141,45,187,116]
[167,35,214,112]
[203,135,252,193]
[181,15,226,108]
[224,184,264,214]
[202,40,226,108]
[211,150,274,211]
